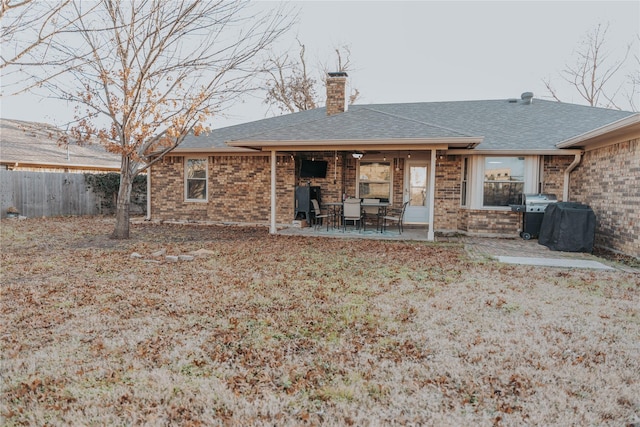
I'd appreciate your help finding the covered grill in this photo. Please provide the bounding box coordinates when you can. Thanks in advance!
[510,193,558,240]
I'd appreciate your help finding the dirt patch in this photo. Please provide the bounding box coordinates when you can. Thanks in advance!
[593,247,640,269]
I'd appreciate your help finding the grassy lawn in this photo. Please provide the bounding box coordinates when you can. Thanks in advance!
[1,217,638,426]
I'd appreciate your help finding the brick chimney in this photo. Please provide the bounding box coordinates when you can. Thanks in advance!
[326,71,348,116]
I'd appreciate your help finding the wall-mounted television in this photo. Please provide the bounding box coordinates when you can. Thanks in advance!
[300,159,328,178]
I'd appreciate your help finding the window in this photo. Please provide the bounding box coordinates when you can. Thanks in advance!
[409,165,427,207]
[358,162,391,202]
[483,157,524,206]
[185,158,207,201]
[461,157,469,206]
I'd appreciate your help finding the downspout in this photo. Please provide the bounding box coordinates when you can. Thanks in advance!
[563,153,582,202]
[146,165,151,221]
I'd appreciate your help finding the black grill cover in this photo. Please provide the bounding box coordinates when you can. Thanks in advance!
[538,202,596,252]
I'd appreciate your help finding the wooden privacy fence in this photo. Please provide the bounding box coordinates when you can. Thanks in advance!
[0,169,146,218]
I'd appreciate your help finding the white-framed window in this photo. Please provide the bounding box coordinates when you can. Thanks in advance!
[483,157,524,206]
[185,157,207,201]
[461,157,470,206]
[467,155,539,209]
[357,161,392,202]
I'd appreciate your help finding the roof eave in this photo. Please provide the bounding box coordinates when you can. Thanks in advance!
[555,114,640,149]
[446,148,584,155]
[168,146,260,154]
[226,137,483,152]
[1,160,120,171]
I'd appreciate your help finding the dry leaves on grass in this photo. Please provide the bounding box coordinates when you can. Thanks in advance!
[1,217,639,426]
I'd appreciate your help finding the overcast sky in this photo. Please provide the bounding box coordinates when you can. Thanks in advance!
[1,1,638,129]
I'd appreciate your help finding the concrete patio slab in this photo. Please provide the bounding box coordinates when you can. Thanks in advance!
[497,256,615,270]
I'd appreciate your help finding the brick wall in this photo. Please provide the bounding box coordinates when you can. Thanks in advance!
[150,150,634,248]
[438,153,519,236]
[298,152,345,203]
[542,155,575,201]
[391,158,404,211]
[457,208,469,232]
[343,156,358,199]
[462,209,521,236]
[434,152,462,231]
[151,154,296,224]
[570,138,639,257]
[151,152,352,225]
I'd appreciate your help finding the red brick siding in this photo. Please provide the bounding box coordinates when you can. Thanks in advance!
[151,153,354,225]
[150,155,296,224]
[391,157,404,211]
[570,138,639,257]
[462,209,521,236]
[326,77,346,116]
[150,151,622,245]
[343,156,358,200]
[457,208,469,232]
[434,153,462,231]
[542,155,575,201]
[297,153,345,203]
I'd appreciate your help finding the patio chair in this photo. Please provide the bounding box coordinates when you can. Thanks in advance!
[310,199,331,231]
[382,201,409,234]
[362,198,381,232]
[342,198,362,232]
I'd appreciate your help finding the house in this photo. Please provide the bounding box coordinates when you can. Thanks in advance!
[149,73,639,258]
[0,118,134,218]
[0,118,120,172]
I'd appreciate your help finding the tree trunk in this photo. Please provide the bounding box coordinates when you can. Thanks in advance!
[111,159,134,239]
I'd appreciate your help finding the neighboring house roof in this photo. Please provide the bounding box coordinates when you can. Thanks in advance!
[174,96,636,154]
[0,119,120,171]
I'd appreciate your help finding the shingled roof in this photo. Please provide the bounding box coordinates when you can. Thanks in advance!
[0,119,120,171]
[175,96,636,153]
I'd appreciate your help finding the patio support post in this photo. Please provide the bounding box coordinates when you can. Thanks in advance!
[270,150,277,234]
[428,149,436,241]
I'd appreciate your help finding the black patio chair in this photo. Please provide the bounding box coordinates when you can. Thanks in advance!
[382,201,409,234]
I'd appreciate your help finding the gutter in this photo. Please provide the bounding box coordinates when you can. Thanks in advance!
[563,153,582,201]
[227,137,482,151]
[0,161,120,172]
[446,148,583,155]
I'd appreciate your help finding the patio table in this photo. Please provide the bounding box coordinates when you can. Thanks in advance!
[322,201,390,232]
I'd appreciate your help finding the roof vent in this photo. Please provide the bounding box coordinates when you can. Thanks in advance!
[521,92,534,105]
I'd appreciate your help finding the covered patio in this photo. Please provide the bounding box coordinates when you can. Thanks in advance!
[226,137,481,241]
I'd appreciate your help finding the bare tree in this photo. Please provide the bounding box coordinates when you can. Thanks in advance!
[1,0,77,70]
[543,23,634,110]
[18,0,290,239]
[264,42,360,113]
[320,45,360,105]
[264,39,317,113]
[626,35,640,112]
